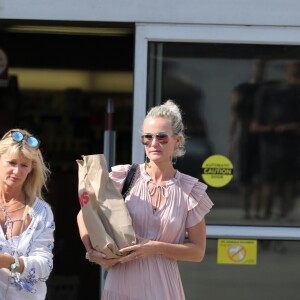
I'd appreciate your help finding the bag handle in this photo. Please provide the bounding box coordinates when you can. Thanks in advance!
[121,164,138,199]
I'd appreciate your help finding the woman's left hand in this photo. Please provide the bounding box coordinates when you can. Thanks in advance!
[119,236,158,263]
[87,250,121,270]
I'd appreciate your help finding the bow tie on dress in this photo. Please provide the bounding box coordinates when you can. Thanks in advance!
[147,181,168,212]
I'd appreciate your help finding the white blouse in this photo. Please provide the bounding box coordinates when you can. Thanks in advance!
[0,198,55,300]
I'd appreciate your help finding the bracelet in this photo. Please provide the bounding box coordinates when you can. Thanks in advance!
[10,256,20,273]
[85,249,94,262]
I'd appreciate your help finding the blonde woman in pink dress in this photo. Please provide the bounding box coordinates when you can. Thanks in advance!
[77,100,213,300]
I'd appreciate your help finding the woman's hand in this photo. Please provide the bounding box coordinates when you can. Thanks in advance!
[86,250,121,270]
[119,236,158,263]
[0,253,24,273]
[120,220,207,263]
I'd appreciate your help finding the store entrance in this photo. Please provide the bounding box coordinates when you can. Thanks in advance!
[0,24,134,299]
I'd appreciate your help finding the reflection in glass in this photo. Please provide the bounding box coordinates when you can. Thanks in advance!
[148,42,300,227]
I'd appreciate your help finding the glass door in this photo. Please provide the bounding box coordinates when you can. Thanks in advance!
[147,41,300,226]
[132,23,300,300]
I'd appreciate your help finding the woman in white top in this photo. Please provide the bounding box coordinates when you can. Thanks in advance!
[0,129,55,300]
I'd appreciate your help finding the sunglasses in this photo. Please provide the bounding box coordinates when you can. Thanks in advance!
[140,132,170,146]
[10,131,40,148]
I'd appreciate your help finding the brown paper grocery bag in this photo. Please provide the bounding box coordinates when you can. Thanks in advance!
[77,154,136,259]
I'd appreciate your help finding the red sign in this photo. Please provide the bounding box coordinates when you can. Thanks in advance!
[79,191,89,207]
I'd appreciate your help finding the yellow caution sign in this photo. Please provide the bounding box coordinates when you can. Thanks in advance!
[217,239,257,265]
[201,154,233,188]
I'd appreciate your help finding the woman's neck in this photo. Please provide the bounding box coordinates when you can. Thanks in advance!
[145,163,176,184]
[0,188,24,205]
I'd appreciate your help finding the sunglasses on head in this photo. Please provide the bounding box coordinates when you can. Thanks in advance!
[140,132,170,146]
[10,130,40,149]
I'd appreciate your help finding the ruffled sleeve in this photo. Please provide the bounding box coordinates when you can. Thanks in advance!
[110,164,132,191]
[179,174,213,228]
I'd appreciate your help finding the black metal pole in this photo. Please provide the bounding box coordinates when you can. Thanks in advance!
[100,98,116,298]
[103,98,116,170]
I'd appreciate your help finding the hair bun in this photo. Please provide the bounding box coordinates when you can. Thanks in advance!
[163,99,182,120]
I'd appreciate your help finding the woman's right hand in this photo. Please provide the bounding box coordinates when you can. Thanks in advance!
[86,249,120,270]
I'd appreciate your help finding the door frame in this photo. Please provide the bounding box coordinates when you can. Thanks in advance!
[132,22,300,240]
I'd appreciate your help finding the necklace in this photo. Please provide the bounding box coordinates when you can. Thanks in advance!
[0,200,18,208]
[6,205,26,213]
[0,200,27,239]
[0,199,26,211]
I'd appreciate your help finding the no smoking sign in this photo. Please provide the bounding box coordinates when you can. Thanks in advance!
[217,239,257,265]
[228,244,247,262]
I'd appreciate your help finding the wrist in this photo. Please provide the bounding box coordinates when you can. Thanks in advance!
[10,255,20,273]
[156,241,165,256]
[85,249,94,262]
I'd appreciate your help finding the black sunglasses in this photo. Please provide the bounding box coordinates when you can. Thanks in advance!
[140,132,170,146]
[10,131,40,148]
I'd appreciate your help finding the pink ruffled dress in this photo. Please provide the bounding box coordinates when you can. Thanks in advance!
[102,164,213,300]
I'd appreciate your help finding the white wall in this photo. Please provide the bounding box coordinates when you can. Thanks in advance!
[1,0,300,26]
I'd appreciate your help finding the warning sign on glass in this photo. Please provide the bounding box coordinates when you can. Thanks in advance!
[217,239,257,265]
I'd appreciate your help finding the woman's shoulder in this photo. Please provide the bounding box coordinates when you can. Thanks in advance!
[110,164,142,188]
[177,171,208,195]
[110,164,133,180]
[177,171,213,210]
[31,198,53,218]
[111,164,132,174]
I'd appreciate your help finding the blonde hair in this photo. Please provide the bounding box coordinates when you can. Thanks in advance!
[0,128,51,206]
[144,100,186,157]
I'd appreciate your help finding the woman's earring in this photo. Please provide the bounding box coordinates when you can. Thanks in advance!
[171,156,177,165]
[145,156,150,167]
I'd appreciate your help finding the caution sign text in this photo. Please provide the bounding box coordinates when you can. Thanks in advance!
[201,154,233,188]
